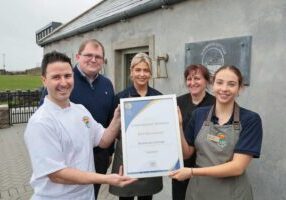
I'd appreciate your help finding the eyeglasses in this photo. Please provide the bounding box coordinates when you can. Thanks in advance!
[80,53,104,61]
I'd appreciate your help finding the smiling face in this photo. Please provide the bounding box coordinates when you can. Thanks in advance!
[186,70,208,97]
[130,61,151,88]
[42,61,74,108]
[212,68,241,105]
[76,42,104,79]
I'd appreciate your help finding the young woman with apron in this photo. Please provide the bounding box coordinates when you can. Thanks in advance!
[170,65,263,200]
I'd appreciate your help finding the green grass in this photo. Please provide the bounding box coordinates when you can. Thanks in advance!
[0,75,42,91]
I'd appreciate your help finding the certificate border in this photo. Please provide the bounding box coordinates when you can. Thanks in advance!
[120,94,183,178]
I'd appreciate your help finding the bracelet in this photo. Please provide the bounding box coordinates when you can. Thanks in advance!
[190,168,194,177]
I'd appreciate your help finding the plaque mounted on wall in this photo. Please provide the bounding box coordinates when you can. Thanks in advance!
[185,36,252,85]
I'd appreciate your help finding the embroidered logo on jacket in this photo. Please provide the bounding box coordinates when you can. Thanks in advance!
[207,133,227,148]
[82,116,90,128]
[217,133,227,148]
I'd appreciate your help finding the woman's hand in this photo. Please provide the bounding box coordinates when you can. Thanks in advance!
[169,167,193,181]
[177,106,183,128]
[176,106,195,159]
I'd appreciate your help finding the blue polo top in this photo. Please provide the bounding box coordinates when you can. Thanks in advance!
[116,85,162,102]
[186,105,263,158]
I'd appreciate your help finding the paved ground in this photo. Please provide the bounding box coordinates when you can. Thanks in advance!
[0,124,172,200]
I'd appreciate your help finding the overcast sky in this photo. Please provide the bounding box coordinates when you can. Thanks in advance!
[0,0,102,71]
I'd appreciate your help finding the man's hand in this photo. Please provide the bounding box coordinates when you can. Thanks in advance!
[105,166,137,187]
[99,106,121,148]
[112,106,121,129]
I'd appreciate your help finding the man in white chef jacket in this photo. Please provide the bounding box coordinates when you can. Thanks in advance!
[25,51,135,200]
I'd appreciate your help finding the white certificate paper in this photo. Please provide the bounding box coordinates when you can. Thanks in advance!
[120,95,183,178]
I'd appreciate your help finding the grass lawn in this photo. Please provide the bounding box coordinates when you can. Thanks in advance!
[0,75,42,91]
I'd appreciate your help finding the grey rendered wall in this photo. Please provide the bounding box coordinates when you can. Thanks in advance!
[44,0,286,199]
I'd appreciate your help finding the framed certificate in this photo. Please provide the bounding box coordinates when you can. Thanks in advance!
[120,94,183,178]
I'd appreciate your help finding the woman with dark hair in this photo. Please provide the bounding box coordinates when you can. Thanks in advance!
[109,53,163,200]
[170,65,263,200]
[172,64,215,200]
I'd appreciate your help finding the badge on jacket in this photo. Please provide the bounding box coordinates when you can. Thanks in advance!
[82,116,90,128]
[207,133,227,148]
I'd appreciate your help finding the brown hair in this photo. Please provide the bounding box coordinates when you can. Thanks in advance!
[213,65,243,87]
[184,64,211,83]
[78,39,105,58]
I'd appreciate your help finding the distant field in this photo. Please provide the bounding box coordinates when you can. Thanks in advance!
[0,75,42,91]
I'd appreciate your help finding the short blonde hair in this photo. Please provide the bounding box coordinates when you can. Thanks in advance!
[130,52,152,74]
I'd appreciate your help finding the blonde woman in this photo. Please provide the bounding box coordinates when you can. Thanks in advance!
[109,53,162,200]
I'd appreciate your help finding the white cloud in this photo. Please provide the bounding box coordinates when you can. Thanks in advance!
[0,0,102,71]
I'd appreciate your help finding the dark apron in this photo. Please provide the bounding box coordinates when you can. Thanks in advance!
[186,104,253,200]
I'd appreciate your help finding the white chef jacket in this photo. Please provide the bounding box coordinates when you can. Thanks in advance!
[25,97,104,200]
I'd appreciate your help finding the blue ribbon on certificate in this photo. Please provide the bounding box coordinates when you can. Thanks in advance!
[121,95,183,178]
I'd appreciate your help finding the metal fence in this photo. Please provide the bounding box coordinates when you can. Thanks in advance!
[0,90,42,124]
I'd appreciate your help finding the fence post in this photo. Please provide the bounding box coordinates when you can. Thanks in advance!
[0,104,10,128]
[6,90,11,125]
[0,90,10,128]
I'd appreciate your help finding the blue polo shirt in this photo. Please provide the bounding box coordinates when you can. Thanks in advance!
[186,105,263,158]
[116,85,162,101]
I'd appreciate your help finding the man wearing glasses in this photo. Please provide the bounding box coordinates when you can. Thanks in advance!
[40,39,116,198]
[74,39,116,198]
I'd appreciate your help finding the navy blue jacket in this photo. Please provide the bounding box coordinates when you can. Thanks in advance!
[71,66,116,128]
